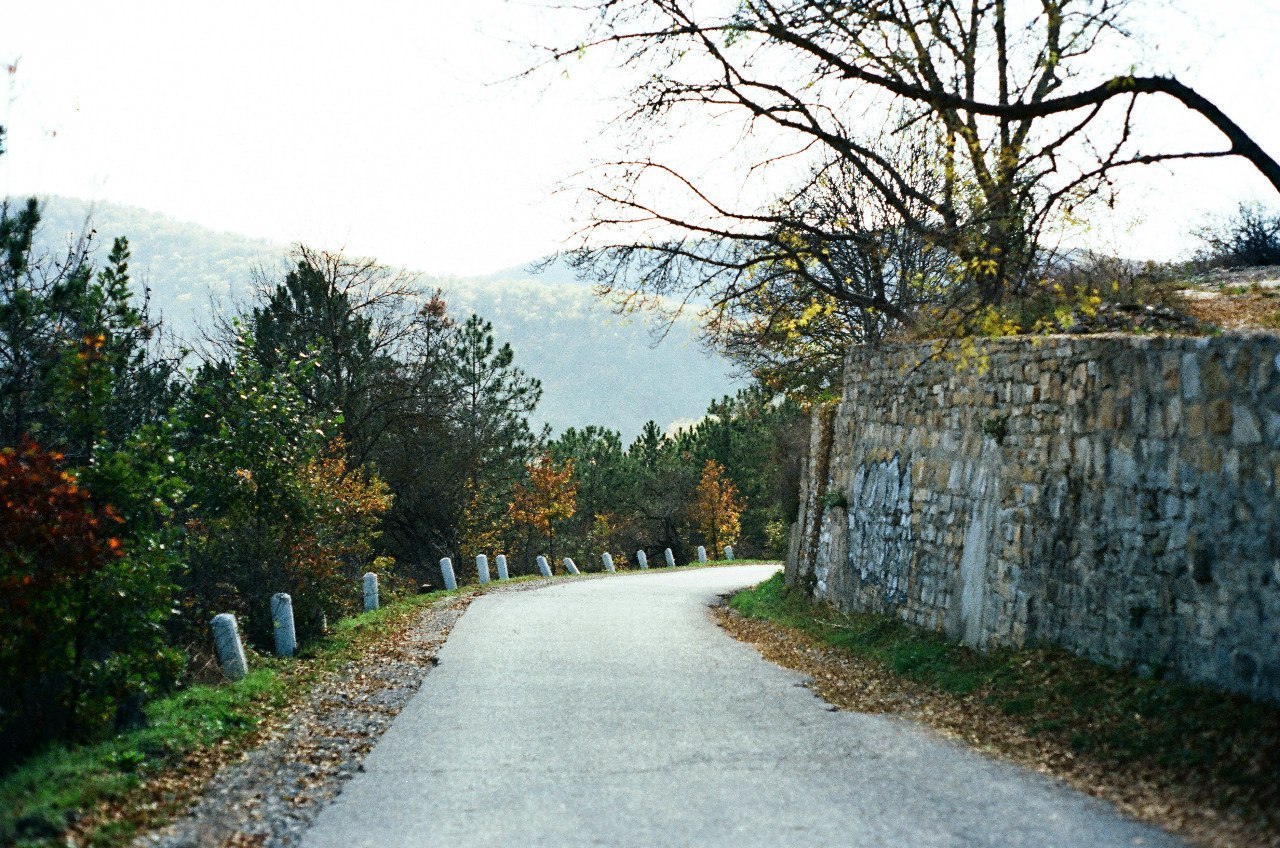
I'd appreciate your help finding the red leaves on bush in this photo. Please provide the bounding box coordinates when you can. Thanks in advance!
[0,435,123,621]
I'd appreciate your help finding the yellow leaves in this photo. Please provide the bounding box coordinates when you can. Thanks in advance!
[772,227,827,275]
[458,479,504,562]
[798,296,836,327]
[589,511,619,550]
[914,277,1107,349]
[509,454,577,539]
[1105,73,1139,91]
[776,228,806,250]
[301,440,393,519]
[690,460,744,558]
[976,305,1020,339]
[766,292,842,350]
[965,255,1001,278]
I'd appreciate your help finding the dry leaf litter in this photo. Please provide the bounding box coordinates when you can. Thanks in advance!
[714,604,1279,848]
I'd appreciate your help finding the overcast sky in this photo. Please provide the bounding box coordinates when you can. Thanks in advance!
[2,1,1278,276]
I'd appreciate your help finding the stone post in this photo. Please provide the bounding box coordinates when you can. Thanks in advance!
[636,550,649,569]
[602,552,616,573]
[664,548,676,568]
[211,613,248,682]
[563,557,581,575]
[724,545,734,561]
[496,554,509,580]
[537,555,552,578]
[270,593,297,658]
[440,557,458,591]
[363,572,379,611]
[697,545,708,563]
[476,554,491,585]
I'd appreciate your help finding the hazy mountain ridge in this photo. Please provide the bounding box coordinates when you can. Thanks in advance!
[477,254,584,287]
[27,196,742,440]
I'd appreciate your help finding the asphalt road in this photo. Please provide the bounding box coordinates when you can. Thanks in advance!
[302,564,1182,847]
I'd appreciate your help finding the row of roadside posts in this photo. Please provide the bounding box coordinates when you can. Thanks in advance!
[211,545,734,682]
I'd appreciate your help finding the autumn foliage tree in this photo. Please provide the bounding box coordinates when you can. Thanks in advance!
[0,189,184,764]
[690,460,744,560]
[178,347,394,646]
[0,438,180,765]
[291,440,393,632]
[0,123,545,771]
[531,388,802,565]
[457,478,507,567]
[509,454,577,569]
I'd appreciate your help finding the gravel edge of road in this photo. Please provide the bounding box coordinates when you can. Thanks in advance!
[131,579,586,848]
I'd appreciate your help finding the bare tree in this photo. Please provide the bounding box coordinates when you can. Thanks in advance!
[540,0,1280,327]
[244,245,426,467]
[703,125,952,395]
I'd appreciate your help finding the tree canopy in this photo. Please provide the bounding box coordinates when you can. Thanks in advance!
[539,0,1280,381]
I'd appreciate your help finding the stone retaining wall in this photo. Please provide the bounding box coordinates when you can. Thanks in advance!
[789,334,1280,702]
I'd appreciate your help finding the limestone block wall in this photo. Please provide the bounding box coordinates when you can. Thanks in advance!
[789,334,1280,703]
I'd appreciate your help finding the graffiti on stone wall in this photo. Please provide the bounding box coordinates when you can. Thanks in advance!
[847,453,914,608]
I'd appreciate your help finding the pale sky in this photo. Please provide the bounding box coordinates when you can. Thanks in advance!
[2,0,1278,276]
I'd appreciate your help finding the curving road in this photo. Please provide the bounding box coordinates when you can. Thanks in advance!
[302,564,1181,847]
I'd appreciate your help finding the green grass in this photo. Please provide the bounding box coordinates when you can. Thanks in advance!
[0,588,452,847]
[730,573,1280,790]
[2,668,286,846]
[2,562,772,845]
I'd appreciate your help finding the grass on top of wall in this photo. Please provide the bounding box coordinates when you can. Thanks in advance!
[729,574,1280,813]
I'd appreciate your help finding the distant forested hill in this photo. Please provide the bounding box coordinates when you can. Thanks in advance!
[28,196,741,439]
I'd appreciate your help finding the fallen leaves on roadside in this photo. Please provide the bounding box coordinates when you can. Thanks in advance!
[64,592,476,848]
[714,605,1280,848]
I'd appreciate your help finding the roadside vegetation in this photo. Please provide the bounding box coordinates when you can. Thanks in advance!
[2,563,746,848]
[7,1,1280,841]
[1,160,801,785]
[0,586,454,848]
[725,573,1280,848]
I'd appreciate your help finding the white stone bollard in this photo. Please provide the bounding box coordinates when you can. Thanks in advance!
[536,555,552,578]
[636,550,649,569]
[363,572,379,611]
[664,548,676,568]
[601,552,615,573]
[495,554,509,580]
[724,545,734,561]
[440,557,458,591]
[270,592,297,657]
[211,613,248,682]
[563,557,581,575]
[697,545,708,563]
[476,554,491,584]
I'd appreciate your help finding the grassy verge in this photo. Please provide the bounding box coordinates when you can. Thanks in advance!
[0,587,458,848]
[728,573,1280,845]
